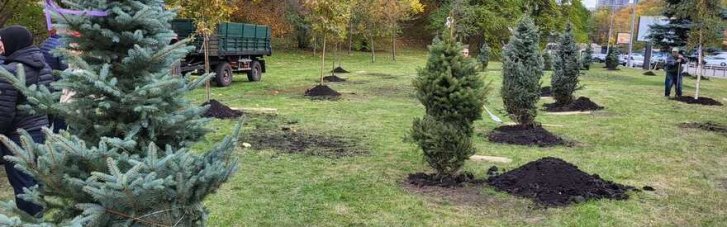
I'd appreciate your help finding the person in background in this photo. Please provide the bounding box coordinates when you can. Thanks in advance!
[0,25,54,216]
[664,47,686,97]
[40,28,68,133]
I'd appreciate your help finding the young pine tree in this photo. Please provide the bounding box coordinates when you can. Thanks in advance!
[501,16,543,126]
[0,0,240,225]
[551,24,581,105]
[582,43,593,70]
[606,48,620,70]
[412,27,488,178]
[542,51,554,71]
[478,42,490,71]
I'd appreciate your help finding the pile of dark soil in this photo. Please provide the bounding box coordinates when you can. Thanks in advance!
[202,99,243,119]
[323,75,347,82]
[544,97,604,112]
[332,66,350,73]
[305,85,342,99]
[241,129,365,158]
[540,86,553,97]
[671,96,723,106]
[488,157,634,207]
[407,172,484,188]
[643,71,656,76]
[487,125,566,147]
[679,122,727,134]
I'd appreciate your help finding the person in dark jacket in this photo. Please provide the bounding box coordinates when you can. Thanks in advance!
[664,47,686,97]
[0,25,54,217]
[40,28,68,133]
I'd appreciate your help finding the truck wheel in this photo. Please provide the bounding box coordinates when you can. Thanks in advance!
[247,61,262,82]
[215,62,233,87]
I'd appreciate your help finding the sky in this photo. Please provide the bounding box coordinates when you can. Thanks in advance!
[584,0,598,9]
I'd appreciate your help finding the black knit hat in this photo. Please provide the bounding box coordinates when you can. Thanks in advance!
[0,25,34,56]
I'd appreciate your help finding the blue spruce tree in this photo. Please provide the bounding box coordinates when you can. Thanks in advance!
[501,16,543,126]
[551,23,580,105]
[0,0,240,225]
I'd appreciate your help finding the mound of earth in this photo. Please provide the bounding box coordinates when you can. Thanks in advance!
[488,157,634,207]
[679,122,727,134]
[544,97,604,112]
[540,86,553,97]
[305,85,341,99]
[323,75,347,82]
[488,125,566,147]
[407,172,484,188]
[202,99,243,119]
[643,71,656,76]
[241,129,364,158]
[332,66,350,73]
[671,96,723,106]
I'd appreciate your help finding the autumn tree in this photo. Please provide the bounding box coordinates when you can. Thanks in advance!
[381,0,424,61]
[1,0,47,44]
[166,0,234,101]
[303,0,352,84]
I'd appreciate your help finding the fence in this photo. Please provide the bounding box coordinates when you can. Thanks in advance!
[685,63,727,79]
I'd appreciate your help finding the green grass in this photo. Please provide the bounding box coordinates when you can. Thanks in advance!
[3,49,727,225]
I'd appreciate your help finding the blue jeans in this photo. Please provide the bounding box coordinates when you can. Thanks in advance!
[665,71,682,97]
[0,130,44,216]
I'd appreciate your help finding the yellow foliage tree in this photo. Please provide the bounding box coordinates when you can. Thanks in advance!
[303,0,352,84]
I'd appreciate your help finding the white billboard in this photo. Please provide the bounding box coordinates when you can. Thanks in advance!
[637,16,669,42]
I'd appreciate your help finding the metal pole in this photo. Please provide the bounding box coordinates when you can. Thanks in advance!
[606,4,616,55]
[627,0,637,67]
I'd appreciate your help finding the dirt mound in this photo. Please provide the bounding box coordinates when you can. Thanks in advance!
[241,129,364,158]
[487,125,566,147]
[202,99,243,119]
[332,66,350,73]
[407,172,484,188]
[323,75,347,82]
[488,157,634,207]
[305,85,342,99]
[643,71,656,76]
[544,97,604,112]
[540,86,553,97]
[671,96,723,106]
[679,122,727,134]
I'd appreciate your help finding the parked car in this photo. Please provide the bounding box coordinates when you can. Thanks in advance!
[704,56,727,67]
[593,53,607,63]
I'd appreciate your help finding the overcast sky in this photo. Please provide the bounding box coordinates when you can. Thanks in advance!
[584,0,597,9]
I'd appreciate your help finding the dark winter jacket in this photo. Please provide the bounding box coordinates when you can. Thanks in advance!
[40,35,68,72]
[0,47,54,134]
[665,54,684,74]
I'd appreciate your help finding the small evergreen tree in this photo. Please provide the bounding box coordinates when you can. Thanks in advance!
[552,23,581,105]
[582,43,593,70]
[0,0,240,225]
[501,16,543,126]
[605,48,620,70]
[542,51,554,71]
[412,25,488,178]
[478,42,490,71]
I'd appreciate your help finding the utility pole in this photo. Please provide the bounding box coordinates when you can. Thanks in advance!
[627,0,637,67]
[606,4,616,55]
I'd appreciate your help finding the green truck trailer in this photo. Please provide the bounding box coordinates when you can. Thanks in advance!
[171,19,272,86]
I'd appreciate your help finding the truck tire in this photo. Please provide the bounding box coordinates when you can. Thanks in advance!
[215,62,233,87]
[247,61,262,82]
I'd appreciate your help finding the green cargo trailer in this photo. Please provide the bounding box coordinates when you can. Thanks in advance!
[171,19,272,86]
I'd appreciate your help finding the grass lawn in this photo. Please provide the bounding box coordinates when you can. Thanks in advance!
[3,49,727,225]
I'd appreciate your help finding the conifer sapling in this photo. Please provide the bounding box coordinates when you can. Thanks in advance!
[478,42,490,71]
[501,16,543,126]
[551,23,581,105]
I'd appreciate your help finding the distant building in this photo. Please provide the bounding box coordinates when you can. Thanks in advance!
[597,0,638,9]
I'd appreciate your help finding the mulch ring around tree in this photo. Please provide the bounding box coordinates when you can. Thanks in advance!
[540,86,553,97]
[671,96,723,106]
[406,172,485,188]
[488,157,636,207]
[487,124,568,147]
[544,97,604,112]
[240,128,366,158]
[679,122,727,134]
[331,66,350,73]
[323,75,347,82]
[305,85,342,100]
[202,99,243,119]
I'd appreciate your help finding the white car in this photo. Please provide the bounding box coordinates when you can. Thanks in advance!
[704,56,727,67]
[630,55,645,67]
